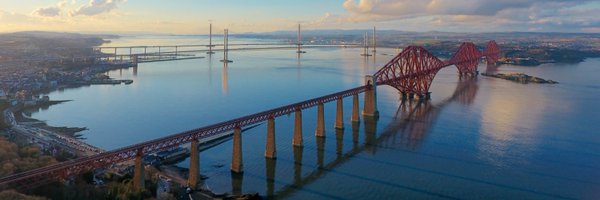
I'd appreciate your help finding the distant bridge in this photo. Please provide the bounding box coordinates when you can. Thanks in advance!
[0,40,501,192]
[7,43,360,64]
[94,43,361,63]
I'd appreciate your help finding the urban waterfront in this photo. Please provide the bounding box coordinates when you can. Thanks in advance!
[23,36,600,199]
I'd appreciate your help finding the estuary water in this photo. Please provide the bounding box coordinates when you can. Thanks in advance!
[30,36,600,199]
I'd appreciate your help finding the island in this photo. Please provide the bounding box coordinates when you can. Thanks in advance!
[481,73,559,84]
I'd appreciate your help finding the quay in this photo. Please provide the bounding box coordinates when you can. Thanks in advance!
[86,79,134,85]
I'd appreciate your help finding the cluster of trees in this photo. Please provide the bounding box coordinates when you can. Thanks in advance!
[0,134,181,199]
[0,135,55,199]
[0,137,56,177]
[0,190,47,200]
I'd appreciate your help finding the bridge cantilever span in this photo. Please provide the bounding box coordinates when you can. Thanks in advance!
[374,40,501,99]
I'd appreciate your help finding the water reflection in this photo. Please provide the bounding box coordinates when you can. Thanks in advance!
[132,66,138,77]
[274,117,380,199]
[335,129,344,157]
[478,71,551,166]
[208,53,213,86]
[382,77,479,150]
[265,158,276,198]
[364,116,378,154]
[231,171,243,195]
[296,52,302,81]
[352,122,360,149]
[372,52,377,69]
[276,78,480,198]
[455,77,479,105]
[316,136,325,168]
[222,62,228,95]
[293,146,303,184]
[485,63,499,74]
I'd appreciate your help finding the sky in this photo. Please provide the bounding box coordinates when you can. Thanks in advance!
[0,0,599,34]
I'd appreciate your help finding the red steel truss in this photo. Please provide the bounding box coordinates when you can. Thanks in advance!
[374,46,445,96]
[0,86,368,189]
[483,40,501,64]
[450,42,482,76]
[0,40,501,189]
[374,40,501,96]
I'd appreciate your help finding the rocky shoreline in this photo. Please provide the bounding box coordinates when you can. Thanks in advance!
[16,100,89,138]
[481,72,559,84]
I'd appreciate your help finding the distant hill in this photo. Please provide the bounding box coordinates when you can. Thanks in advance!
[0,31,115,55]
[1,31,119,40]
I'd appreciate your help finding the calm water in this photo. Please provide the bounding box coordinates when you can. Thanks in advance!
[31,36,600,199]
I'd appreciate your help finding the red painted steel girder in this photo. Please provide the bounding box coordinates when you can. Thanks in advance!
[449,42,482,75]
[483,40,501,64]
[0,85,368,189]
[374,46,445,96]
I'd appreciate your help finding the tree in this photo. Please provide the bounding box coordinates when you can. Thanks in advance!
[0,190,47,200]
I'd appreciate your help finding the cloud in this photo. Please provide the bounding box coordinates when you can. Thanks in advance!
[33,7,61,17]
[341,0,600,32]
[33,1,67,17]
[70,0,125,16]
[0,10,34,23]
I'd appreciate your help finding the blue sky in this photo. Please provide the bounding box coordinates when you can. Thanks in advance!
[1,0,599,33]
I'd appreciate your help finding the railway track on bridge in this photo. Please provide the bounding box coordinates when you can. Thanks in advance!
[0,40,501,191]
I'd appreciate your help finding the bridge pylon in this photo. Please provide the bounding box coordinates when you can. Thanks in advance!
[188,139,200,189]
[133,149,145,191]
[231,127,243,173]
[207,23,216,55]
[362,75,379,118]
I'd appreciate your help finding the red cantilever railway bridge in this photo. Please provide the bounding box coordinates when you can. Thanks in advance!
[0,40,501,189]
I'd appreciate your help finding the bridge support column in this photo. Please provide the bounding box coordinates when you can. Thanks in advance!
[315,103,325,137]
[265,117,276,159]
[131,55,138,66]
[351,94,360,122]
[231,127,243,173]
[133,150,145,191]
[188,139,199,189]
[417,92,431,101]
[362,75,379,117]
[401,92,408,101]
[335,97,344,129]
[293,109,303,147]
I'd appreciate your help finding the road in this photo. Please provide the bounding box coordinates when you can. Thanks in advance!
[3,108,104,156]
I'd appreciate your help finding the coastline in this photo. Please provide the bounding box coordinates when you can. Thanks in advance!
[16,63,137,135]
[3,62,137,156]
[16,101,89,139]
